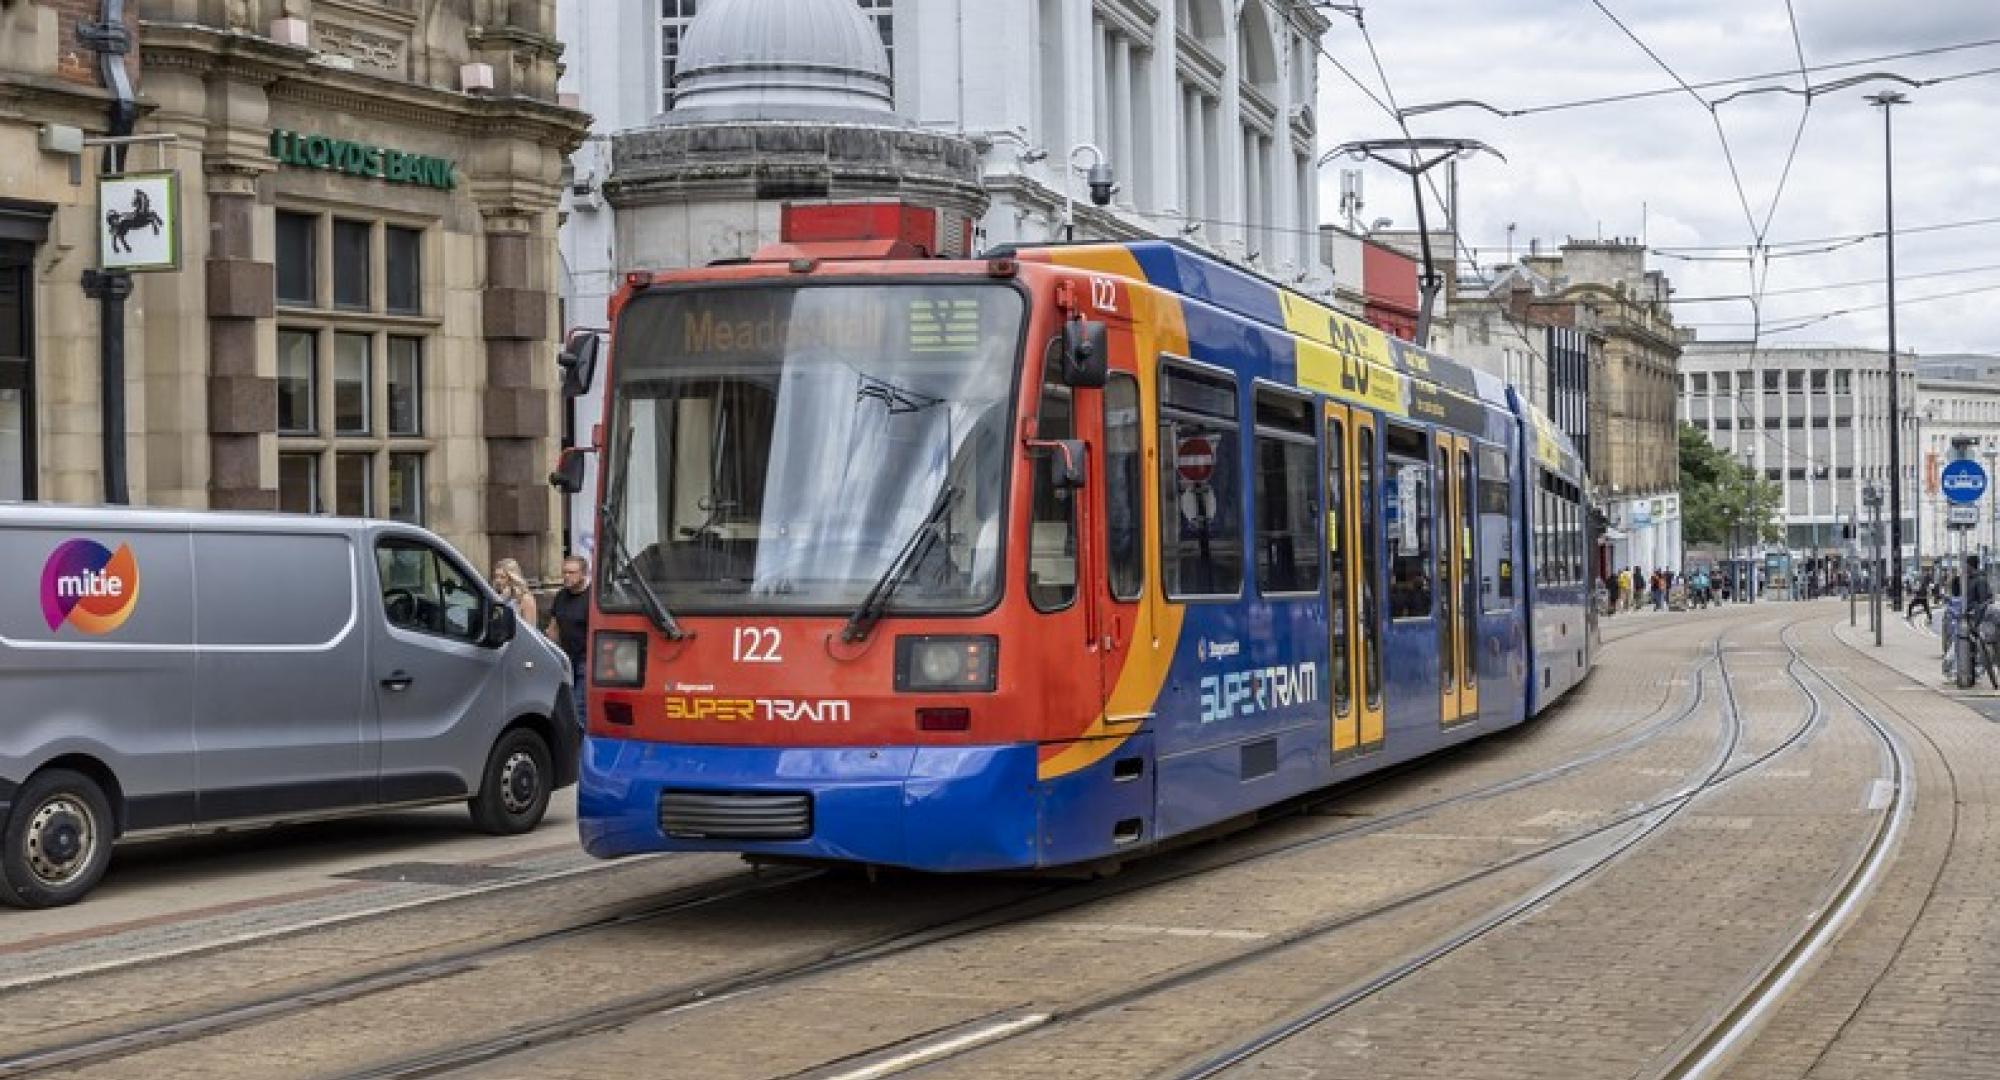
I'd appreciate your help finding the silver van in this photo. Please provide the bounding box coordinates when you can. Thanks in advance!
[0,505,578,908]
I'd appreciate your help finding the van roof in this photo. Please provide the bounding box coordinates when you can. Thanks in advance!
[0,502,432,538]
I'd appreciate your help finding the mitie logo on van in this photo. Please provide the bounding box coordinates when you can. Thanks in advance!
[40,539,141,634]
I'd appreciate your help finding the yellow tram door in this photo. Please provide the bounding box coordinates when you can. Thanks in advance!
[1439,434,1473,727]
[1324,403,1359,759]
[1338,406,1385,752]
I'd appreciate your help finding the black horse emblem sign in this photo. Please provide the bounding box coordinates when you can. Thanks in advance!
[105,189,162,254]
[98,173,180,271]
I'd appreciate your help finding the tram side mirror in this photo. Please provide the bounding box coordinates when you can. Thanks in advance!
[550,446,588,494]
[1059,319,1109,388]
[558,329,601,399]
[1046,439,1087,491]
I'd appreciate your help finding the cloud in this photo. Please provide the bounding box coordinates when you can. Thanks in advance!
[1315,0,2000,355]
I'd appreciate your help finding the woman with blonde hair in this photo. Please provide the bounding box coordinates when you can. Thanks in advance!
[490,557,538,630]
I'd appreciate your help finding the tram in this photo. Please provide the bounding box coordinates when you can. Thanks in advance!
[568,237,1593,872]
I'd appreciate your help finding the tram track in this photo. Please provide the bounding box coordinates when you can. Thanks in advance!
[315,626,1765,1080]
[3,621,1736,1079]
[720,612,1852,1080]
[1146,613,1906,1080]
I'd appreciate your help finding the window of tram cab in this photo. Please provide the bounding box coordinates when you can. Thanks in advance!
[1027,364,1079,613]
[1382,423,1434,619]
[1158,361,1244,599]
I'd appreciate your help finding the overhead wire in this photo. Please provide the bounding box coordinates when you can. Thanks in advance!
[1671,259,2000,304]
[1405,35,2000,119]
[1336,2,1562,376]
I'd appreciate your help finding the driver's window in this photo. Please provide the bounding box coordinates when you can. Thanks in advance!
[376,540,483,643]
[436,556,481,642]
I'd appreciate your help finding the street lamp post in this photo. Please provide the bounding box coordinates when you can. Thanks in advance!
[1867,89,1909,610]
[1320,138,1504,347]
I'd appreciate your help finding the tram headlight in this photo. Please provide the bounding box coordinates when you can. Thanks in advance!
[593,631,647,688]
[895,635,998,693]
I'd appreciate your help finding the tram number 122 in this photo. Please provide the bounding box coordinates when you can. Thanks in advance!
[733,627,783,663]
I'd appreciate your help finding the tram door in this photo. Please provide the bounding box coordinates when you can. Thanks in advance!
[1440,432,1488,724]
[1327,403,1384,757]
[1440,434,1477,726]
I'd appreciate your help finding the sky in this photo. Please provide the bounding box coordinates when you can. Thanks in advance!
[1312,0,2000,357]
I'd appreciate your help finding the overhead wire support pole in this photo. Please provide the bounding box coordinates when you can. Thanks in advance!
[1319,138,1503,347]
[1869,89,1910,611]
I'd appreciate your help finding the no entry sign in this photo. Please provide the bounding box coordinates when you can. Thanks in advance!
[1176,435,1217,484]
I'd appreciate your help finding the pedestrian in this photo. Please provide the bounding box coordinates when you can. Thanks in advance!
[489,557,538,630]
[1971,556,1994,608]
[1606,572,1622,615]
[545,555,591,726]
[1908,569,1934,627]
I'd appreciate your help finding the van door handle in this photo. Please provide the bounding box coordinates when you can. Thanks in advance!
[381,671,414,692]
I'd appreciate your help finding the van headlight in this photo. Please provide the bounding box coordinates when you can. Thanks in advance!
[895,636,997,693]
[593,631,647,688]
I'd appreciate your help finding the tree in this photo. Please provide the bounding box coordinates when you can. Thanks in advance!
[1680,423,1785,547]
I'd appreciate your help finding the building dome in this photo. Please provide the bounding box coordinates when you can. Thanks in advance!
[668,0,895,123]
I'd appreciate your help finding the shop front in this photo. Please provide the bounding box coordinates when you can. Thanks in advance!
[19,7,589,575]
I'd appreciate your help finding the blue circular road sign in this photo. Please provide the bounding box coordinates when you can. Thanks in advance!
[1941,458,1989,505]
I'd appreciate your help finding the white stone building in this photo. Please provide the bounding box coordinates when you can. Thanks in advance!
[1679,342,1920,565]
[557,0,1335,320]
[551,0,1338,554]
[1916,355,2000,561]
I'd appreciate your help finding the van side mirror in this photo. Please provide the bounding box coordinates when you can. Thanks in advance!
[1046,438,1087,490]
[483,601,518,648]
[1058,319,1108,388]
[550,447,589,494]
[558,329,601,399]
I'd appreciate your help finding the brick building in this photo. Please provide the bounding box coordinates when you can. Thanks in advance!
[1,0,586,574]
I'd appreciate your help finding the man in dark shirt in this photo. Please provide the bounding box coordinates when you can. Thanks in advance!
[545,555,590,727]
[1971,556,1994,608]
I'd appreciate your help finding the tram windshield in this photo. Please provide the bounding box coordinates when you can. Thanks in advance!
[601,283,1024,615]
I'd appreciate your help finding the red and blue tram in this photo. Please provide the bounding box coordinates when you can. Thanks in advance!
[573,238,1594,871]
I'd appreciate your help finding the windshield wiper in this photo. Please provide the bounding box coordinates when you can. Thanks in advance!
[600,501,688,641]
[841,484,959,644]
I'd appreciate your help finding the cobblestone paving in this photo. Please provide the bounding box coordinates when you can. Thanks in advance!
[411,615,1770,1079]
[0,853,747,1055]
[21,604,1994,1080]
[1721,611,2000,1080]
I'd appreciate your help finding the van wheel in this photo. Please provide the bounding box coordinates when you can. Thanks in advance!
[1,769,115,910]
[470,729,552,835]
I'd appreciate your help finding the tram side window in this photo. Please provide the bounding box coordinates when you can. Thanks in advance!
[1252,389,1321,595]
[1560,494,1576,588]
[1383,423,1434,619]
[1159,362,1244,599]
[1478,446,1514,611]
[1028,376,1078,612]
[1536,487,1552,584]
[1105,373,1145,601]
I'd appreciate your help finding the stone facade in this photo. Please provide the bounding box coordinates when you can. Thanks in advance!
[1916,357,2000,561]
[1450,240,1683,573]
[0,0,586,575]
[1680,342,1920,561]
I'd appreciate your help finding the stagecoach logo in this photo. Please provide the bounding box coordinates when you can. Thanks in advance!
[40,539,141,635]
[666,695,852,725]
[1196,637,1242,662]
[1198,663,1319,725]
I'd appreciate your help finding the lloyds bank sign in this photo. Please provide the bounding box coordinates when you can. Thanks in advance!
[268,129,457,190]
